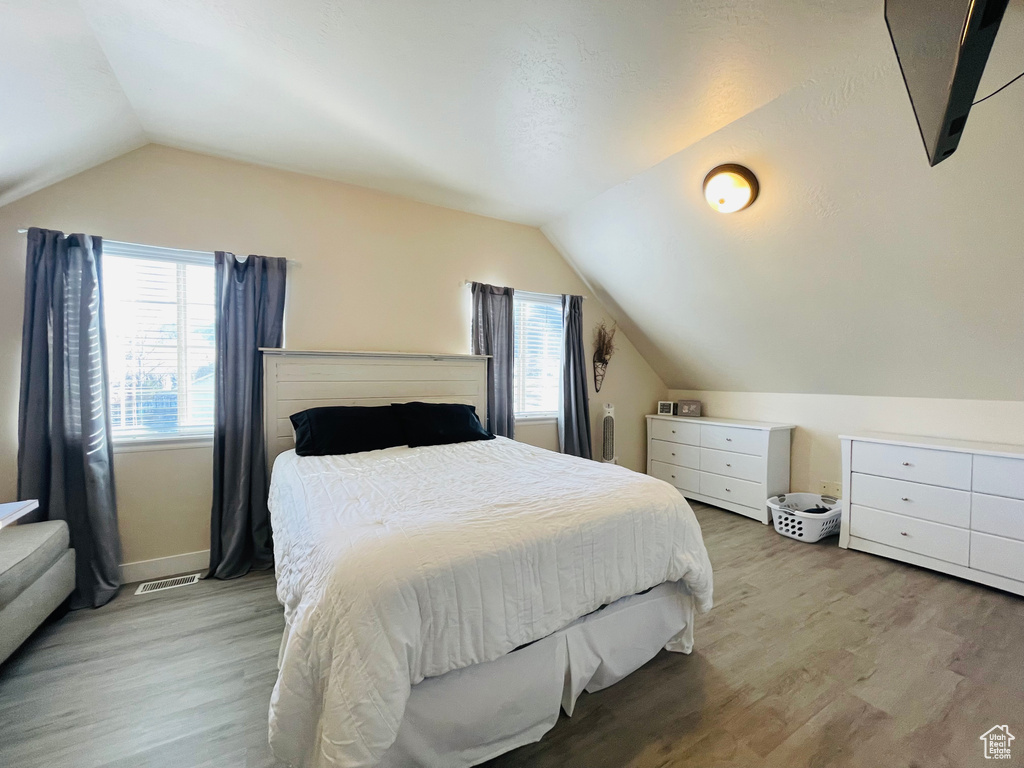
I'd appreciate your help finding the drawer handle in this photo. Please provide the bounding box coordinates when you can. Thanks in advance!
[671,452,676,456]
[901,497,910,502]
[726,463,732,467]
[670,474,676,479]
[726,437,732,442]
[671,430,676,434]
[725,487,732,492]
[901,461,912,466]
[900,531,909,536]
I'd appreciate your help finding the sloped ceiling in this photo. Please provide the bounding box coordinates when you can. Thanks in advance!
[546,2,1024,400]
[0,0,145,206]
[3,0,1022,399]
[2,0,875,222]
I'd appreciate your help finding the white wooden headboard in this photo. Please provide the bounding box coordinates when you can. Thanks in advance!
[261,349,490,469]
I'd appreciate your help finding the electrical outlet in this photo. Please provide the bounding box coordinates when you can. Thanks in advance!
[820,481,842,499]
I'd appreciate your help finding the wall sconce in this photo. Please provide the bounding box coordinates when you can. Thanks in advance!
[703,164,759,213]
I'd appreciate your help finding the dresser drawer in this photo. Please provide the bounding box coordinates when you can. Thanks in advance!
[851,441,971,490]
[650,440,699,469]
[971,493,1024,541]
[699,472,763,510]
[970,532,1024,583]
[973,455,1024,500]
[850,505,969,565]
[700,447,764,483]
[650,461,699,493]
[700,425,765,457]
[650,419,700,446]
[849,473,969,528]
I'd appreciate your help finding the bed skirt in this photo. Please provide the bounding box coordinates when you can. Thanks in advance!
[369,581,695,768]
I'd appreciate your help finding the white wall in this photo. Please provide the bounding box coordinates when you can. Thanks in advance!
[670,389,1024,495]
[0,144,666,567]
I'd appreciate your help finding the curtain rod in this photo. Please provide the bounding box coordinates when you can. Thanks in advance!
[16,230,298,266]
[463,280,585,299]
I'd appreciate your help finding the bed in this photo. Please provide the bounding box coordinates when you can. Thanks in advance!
[262,350,714,768]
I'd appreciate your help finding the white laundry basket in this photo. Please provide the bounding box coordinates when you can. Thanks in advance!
[768,493,842,542]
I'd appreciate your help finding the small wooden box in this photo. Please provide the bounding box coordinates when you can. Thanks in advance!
[676,400,702,417]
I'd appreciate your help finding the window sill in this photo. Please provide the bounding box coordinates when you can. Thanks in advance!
[514,415,559,425]
[113,436,214,454]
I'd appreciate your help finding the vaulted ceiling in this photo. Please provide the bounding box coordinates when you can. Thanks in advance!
[3,0,1022,399]
[544,1,1024,399]
[3,0,876,223]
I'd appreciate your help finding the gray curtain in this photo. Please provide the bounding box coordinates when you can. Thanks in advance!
[470,282,515,438]
[209,252,287,579]
[558,294,592,459]
[18,228,122,609]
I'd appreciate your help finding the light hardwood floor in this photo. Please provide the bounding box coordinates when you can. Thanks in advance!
[2,503,1022,768]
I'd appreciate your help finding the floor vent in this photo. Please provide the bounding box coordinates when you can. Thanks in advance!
[134,573,201,596]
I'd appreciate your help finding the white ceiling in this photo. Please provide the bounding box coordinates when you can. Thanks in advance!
[0,0,145,208]
[545,1,1024,399]
[3,0,1021,399]
[2,0,876,223]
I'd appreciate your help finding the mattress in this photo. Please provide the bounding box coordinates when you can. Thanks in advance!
[268,437,713,768]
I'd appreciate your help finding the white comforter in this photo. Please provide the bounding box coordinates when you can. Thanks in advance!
[268,437,713,768]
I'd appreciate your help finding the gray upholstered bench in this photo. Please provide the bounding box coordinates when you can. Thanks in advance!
[0,521,76,665]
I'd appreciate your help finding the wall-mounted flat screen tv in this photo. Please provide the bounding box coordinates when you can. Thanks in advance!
[886,0,1010,165]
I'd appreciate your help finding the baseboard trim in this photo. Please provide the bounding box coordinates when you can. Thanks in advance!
[120,550,210,584]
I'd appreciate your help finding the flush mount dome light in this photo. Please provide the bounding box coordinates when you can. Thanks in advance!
[703,164,759,213]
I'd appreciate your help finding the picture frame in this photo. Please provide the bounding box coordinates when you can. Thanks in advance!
[657,401,675,416]
[676,400,702,417]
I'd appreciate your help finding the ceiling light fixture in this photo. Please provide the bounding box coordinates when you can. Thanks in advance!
[702,164,759,213]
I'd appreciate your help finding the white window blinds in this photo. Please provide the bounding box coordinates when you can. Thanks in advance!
[102,242,216,441]
[513,291,564,418]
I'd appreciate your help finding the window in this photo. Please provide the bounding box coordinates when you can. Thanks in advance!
[513,292,564,419]
[102,242,216,442]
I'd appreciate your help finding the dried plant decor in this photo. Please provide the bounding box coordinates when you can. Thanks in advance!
[593,321,616,393]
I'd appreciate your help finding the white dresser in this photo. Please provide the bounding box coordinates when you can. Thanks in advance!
[840,432,1024,597]
[646,415,794,524]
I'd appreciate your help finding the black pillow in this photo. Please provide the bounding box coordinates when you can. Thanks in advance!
[391,402,494,448]
[290,406,407,456]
